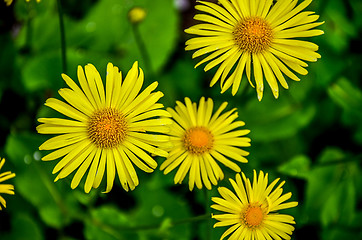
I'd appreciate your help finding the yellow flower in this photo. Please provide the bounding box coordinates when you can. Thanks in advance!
[0,158,16,210]
[160,97,250,191]
[4,0,40,6]
[37,62,172,193]
[211,170,298,240]
[185,0,324,101]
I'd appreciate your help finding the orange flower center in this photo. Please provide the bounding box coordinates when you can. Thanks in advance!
[88,108,127,148]
[183,127,214,155]
[243,205,265,228]
[233,17,273,53]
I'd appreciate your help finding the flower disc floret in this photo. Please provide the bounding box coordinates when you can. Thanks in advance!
[243,204,265,228]
[183,127,214,155]
[88,108,127,148]
[233,17,273,53]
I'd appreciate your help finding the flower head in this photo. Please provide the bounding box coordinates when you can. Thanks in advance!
[0,158,16,210]
[37,62,172,193]
[185,0,324,100]
[211,170,298,240]
[160,97,250,191]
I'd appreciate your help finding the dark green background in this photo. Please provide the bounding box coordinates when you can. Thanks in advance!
[0,0,361,239]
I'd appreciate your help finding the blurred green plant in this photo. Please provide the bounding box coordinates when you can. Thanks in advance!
[0,0,361,239]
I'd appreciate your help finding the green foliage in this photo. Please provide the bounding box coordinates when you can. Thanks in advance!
[22,51,63,92]
[328,77,362,116]
[0,0,361,239]
[4,213,44,240]
[278,155,311,179]
[84,205,136,240]
[242,95,316,142]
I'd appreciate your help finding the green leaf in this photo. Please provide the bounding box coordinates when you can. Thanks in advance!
[72,188,98,206]
[21,51,64,92]
[328,78,362,145]
[5,132,80,228]
[242,98,316,142]
[328,77,362,117]
[67,0,128,52]
[303,148,359,225]
[317,147,345,164]
[322,0,357,53]
[68,0,179,73]
[4,132,45,170]
[13,161,72,228]
[39,204,65,228]
[303,165,336,224]
[135,0,179,73]
[130,175,192,239]
[84,205,136,240]
[278,155,311,179]
[6,213,44,240]
[309,51,346,87]
[321,180,356,227]
[21,48,119,95]
[90,205,129,226]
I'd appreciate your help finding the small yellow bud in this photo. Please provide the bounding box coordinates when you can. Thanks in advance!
[128,7,147,24]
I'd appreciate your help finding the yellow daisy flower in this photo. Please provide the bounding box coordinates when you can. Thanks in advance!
[211,170,298,240]
[0,158,16,210]
[185,0,324,100]
[37,62,172,193]
[160,97,251,191]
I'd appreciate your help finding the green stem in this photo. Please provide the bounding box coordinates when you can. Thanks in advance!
[131,24,154,77]
[56,0,67,73]
[204,188,212,240]
[90,213,211,233]
[126,214,210,231]
[33,161,68,216]
[25,14,32,50]
[21,2,34,53]
[87,216,124,240]
[172,213,211,226]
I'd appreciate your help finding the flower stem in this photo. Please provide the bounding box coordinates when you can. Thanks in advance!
[125,214,210,231]
[56,0,67,73]
[33,161,68,216]
[25,12,32,51]
[172,213,211,226]
[204,188,212,240]
[131,24,154,77]
[96,213,211,232]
